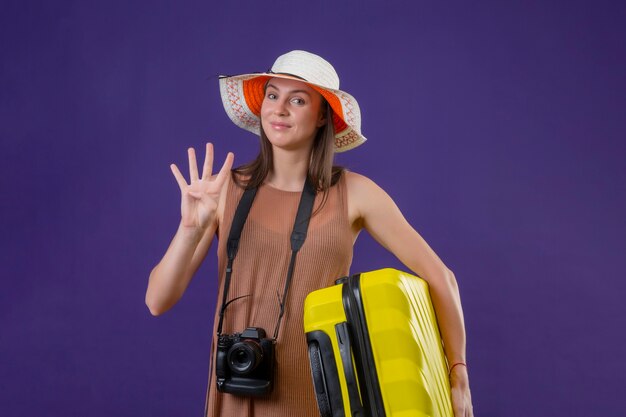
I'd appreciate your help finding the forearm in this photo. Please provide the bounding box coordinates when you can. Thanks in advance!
[145,222,209,315]
[427,269,469,378]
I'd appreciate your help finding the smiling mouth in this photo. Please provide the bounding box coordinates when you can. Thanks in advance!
[270,122,291,129]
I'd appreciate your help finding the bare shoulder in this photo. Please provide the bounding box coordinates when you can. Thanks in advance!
[344,170,390,202]
[344,170,391,227]
[344,170,381,192]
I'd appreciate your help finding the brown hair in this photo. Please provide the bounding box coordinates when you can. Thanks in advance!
[232,100,345,196]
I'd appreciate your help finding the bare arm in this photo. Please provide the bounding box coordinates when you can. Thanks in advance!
[145,143,233,316]
[346,171,473,416]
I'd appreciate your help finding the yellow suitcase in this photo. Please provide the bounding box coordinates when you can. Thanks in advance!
[303,268,453,417]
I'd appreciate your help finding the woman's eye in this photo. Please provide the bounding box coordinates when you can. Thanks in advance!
[291,98,305,105]
[267,93,277,100]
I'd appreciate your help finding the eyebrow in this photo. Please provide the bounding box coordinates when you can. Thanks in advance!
[266,83,312,96]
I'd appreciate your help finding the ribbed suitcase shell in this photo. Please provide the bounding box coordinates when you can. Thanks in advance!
[303,268,453,417]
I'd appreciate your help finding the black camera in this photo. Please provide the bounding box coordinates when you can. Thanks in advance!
[215,327,275,396]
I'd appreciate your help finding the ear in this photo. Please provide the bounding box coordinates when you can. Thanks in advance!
[316,110,327,128]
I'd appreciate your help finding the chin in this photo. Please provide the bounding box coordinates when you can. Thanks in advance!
[266,134,303,149]
[270,141,301,151]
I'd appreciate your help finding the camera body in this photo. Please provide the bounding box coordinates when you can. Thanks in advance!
[215,327,275,396]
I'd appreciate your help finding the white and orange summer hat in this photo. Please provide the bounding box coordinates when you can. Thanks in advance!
[218,50,366,152]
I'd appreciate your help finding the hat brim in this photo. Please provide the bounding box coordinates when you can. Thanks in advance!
[219,73,366,152]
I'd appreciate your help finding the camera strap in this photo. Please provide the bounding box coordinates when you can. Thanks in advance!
[216,178,317,340]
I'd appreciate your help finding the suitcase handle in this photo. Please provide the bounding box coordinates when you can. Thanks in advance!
[336,322,365,417]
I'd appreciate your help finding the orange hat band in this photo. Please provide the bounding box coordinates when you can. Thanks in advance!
[241,76,348,135]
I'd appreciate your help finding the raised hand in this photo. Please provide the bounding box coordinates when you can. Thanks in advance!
[170,143,234,230]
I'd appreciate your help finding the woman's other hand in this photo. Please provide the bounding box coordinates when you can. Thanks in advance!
[450,365,473,417]
[170,143,234,230]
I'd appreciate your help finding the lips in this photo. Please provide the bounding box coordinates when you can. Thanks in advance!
[269,121,291,130]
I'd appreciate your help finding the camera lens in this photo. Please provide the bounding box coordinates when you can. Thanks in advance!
[227,341,264,375]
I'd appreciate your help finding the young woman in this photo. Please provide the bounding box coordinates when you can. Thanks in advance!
[146,50,473,417]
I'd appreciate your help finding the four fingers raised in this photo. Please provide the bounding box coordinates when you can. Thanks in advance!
[171,143,234,189]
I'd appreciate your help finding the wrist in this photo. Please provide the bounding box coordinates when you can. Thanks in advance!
[448,362,467,375]
[178,222,206,242]
[449,362,469,387]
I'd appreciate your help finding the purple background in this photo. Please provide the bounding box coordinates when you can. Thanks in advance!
[1,1,625,416]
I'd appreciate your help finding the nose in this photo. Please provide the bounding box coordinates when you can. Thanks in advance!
[273,99,288,116]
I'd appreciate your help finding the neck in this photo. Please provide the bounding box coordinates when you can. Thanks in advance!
[266,146,311,191]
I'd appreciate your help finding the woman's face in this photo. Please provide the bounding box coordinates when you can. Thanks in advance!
[260,77,326,152]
